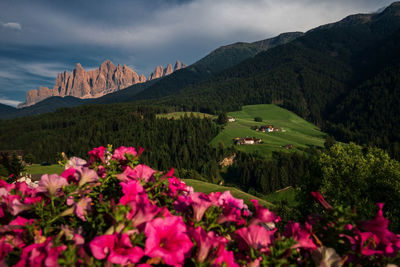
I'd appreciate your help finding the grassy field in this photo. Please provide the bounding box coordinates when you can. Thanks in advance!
[263,186,298,206]
[183,179,273,208]
[210,104,326,156]
[156,111,216,119]
[25,164,64,175]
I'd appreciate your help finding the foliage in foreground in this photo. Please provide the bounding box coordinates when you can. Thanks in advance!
[1,145,400,266]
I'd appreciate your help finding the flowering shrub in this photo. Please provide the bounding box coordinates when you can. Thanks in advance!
[1,145,400,266]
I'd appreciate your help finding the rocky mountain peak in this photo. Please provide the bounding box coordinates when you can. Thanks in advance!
[148,60,187,81]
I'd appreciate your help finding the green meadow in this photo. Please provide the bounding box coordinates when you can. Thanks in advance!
[211,104,326,156]
[25,164,64,175]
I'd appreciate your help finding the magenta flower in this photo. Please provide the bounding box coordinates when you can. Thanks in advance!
[15,236,66,267]
[358,203,400,256]
[145,216,193,266]
[284,221,317,250]
[112,146,137,161]
[61,167,79,184]
[189,227,227,263]
[217,191,247,225]
[0,236,13,265]
[119,180,145,205]
[90,234,143,266]
[126,196,161,228]
[188,192,214,222]
[88,146,106,163]
[235,225,275,253]
[168,177,192,197]
[311,191,333,210]
[213,247,239,267]
[36,174,68,196]
[131,164,156,182]
[249,199,280,229]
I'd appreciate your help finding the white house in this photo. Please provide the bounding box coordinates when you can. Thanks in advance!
[228,117,236,122]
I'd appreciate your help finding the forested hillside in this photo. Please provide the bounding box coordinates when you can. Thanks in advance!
[148,3,400,158]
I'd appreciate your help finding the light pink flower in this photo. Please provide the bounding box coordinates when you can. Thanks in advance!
[37,174,68,196]
[145,216,193,266]
[217,191,247,225]
[67,196,92,221]
[77,167,99,187]
[130,164,156,182]
[235,225,275,253]
[65,157,87,169]
[112,146,137,161]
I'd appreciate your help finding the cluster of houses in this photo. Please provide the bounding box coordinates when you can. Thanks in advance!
[234,137,263,145]
[251,125,279,133]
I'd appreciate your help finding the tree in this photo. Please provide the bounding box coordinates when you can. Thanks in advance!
[23,153,35,165]
[254,117,262,122]
[299,143,400,231]
[217,112,228,125]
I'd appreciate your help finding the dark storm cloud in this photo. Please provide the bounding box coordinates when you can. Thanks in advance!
[0,0,396,106]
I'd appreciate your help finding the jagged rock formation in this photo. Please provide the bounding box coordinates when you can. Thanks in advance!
[19,60,146,108]
[148,60,187,81]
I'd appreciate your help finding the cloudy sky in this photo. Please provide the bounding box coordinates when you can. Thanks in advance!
[0,0,395,107]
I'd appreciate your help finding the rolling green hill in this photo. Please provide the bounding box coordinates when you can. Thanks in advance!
[211,104,326,156]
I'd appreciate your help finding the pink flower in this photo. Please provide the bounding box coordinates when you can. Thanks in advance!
[235,225,275,253]
[36,174,68,196]
[61,167,79,183]
[189,227,227,263]
[283,221,317,250]
[130,164,156,182]
[0,236,13,265]
[112,146,137,161]
[249,199,280,229]
[311,191,333,210]
[126,196,161,228]
[358,203,400,256]
[145,216,193,266]
[119,180,145,205]
[213,247,239,267]
[188,192,214,222]
[90,234,143,266]
[88,146,106,164]
[168,177,192,197]
[116,165,155,183]
[15,236,66,267]
[217,191,247,225]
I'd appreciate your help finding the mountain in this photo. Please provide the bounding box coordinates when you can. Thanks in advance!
[0,103,17,114]
[18,60,146,108]
[148,60,187,80]
[133,32,303,100]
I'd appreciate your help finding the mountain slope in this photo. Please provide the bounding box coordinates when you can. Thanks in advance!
[0,103,17,114]
[132,32,303,100]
